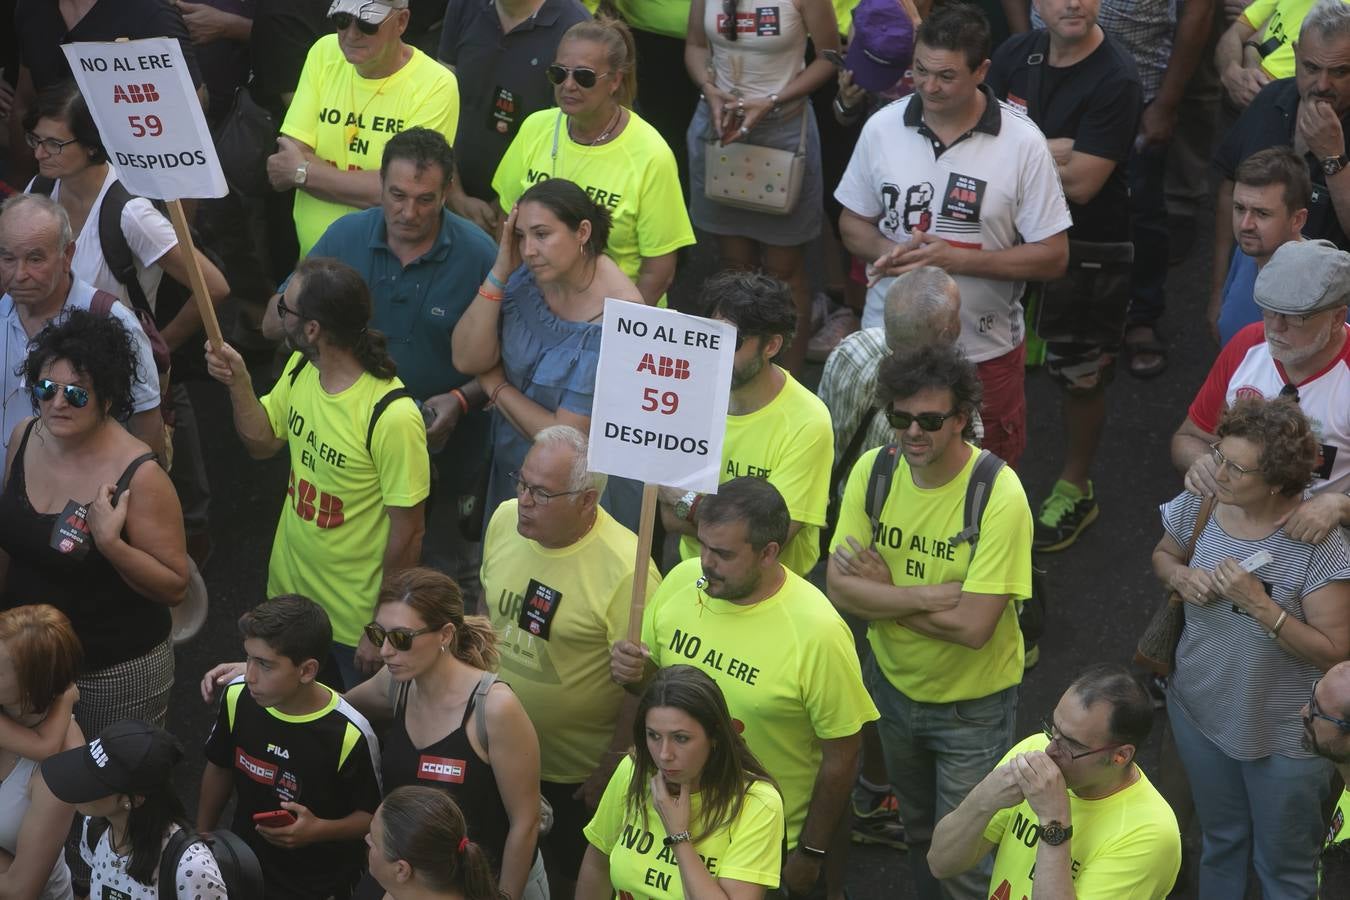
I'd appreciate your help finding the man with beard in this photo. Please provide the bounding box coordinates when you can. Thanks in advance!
[657,271,833,576]
[612,477,878,899]
[928,664,1181,898]
[206,256,429,688]
[826,343,1033,899]
[1303,661,1350,892]
[1172,239,1350,545]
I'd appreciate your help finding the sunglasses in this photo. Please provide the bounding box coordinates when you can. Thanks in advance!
[546,64,611,89]
[886,408,958,432]
[364,621,436,652]
[32,378,89,408]
[330,12,381,35]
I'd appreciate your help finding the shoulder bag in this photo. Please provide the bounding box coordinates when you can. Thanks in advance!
[704,106,808,215]
[1135,496,1217,677]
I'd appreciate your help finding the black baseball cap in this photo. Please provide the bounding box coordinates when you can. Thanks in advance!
[41,720,183,803]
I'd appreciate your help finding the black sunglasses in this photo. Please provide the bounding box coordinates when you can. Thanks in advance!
[721,0,739,41]
[546,64,610,89]
[364,621,436,652]
[32,378,89,408]
[886,408,959,432]
[330,12,381,35]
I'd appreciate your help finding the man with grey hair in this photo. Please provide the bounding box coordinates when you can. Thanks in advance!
[0,194,164,456]
[479,423,661,896]
[1213,0,1350,262]
[1173,239,1350,542]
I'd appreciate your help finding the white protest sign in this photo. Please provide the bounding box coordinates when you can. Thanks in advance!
[589,300,736,493]
[62,39,227,199]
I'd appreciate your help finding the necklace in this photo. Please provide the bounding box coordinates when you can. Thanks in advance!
[568,106,623,147]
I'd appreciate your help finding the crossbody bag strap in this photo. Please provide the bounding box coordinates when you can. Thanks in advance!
[1024,30,1051,124]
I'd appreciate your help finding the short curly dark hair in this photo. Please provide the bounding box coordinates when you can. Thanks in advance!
[1215,396,1317,496]
[704,271,797,345]
[22,309,140,421]
[875,343,983,429]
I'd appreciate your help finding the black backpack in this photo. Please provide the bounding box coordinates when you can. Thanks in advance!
[85,817,264,898]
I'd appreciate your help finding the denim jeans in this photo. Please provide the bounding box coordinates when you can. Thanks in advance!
[1126,141,1171,328]
[865,656,1018,900]
[1168,701,1332,900]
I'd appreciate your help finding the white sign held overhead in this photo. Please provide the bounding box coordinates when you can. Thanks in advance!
[62,38,227,199]
[589,300,736,493]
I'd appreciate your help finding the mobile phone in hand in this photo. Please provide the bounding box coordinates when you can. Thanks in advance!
[252,809,296,827]
[822,49,846,69]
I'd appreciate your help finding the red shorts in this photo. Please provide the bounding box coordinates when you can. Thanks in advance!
[976,343,1026,468]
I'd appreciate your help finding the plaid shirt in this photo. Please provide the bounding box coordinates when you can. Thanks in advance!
[1033,0,1175,102]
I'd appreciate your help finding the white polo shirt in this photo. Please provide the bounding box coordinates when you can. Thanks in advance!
[835,86,1072,363]
[1,278,162,451]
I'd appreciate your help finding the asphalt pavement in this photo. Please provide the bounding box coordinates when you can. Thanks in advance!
[166,208,1226,898]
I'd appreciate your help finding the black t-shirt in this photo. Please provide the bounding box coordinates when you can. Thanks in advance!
[15,0,202,90]
[248,0,329,117]
[987,30,1142,243]
[1213,77,1350,250]
[438,0,592,200]
[204,679,382,900]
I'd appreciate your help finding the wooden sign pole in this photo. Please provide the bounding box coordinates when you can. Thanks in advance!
[164,198,224,351]
[626,483,661,643]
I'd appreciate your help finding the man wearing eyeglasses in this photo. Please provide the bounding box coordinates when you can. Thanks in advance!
[267,0,460,257]
[480,425,660,896]
[1172,239,1350,544]
[826,341,1031,900]
[1305,662,1350,889]
[928,664,1181,899]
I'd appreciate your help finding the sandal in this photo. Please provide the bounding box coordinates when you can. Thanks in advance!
[1124,324,1169,379]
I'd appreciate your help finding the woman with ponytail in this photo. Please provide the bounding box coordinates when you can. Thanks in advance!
[367,787,500,900]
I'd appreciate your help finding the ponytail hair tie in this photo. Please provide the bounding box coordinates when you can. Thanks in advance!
[458,836,470,853]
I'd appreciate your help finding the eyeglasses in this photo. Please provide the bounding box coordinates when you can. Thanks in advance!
[1209,442,1257,478]
[510,470,584,505]
[330,12,381,35]
[886,408,959,432]
[1307,679,1350,732]
[276,296,299,319]
[1261,309,1318,327]
[546,64,611,89]
[721,0,739,41]
[24,132,79,155]
[31,378,89,408]
[364,622,436,652]
[1041,718,1123,760]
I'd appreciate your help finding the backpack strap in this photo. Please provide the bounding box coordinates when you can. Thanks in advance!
[89,288,119,318]
[948,449,1007,553]
[471,671,499,756]
[287,356,309,386]
[830,406,880,498]
[367,387,413,453]
[28,176,56,196]
[157,826,198,899]
[96,180,156,317]
[863,443,900,547]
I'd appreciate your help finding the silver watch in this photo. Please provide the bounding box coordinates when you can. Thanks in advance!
[674,490,699,522]
[294,161,310,186]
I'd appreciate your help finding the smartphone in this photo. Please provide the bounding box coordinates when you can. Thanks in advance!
[822,49,846,69]
[252,809,296,827]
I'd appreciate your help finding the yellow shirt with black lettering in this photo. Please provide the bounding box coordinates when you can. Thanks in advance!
[260,353,431,647]
[641,558,878,845]
[984,735,1181,900]
[678,369,833,575]
[584,755,784,899]
[491,108,695,296]
[830,444,1032,703]
[281,35,460,255]
[612,0,691,38]
[1240,0,1315,80]
[481,500,661,783]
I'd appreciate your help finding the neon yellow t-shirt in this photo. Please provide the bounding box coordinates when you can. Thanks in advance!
[281,35,460,255]
[584,756,784,898]
[613,0,691,38]
[481,500,662,782]
[833,0,853,33]
[1327,788,1350,848]
[642,558,878,845]
[830,444,1032,703]
[984,735,1181,900]
[491,108,696,290]
[678,369,833,576]
[1241,0,1316,79]
[260,353,431,646]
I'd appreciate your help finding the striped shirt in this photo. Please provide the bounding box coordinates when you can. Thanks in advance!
[1162,491,1350,760]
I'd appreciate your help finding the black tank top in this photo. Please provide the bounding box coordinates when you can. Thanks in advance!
[382,679,512,869]
[0,420,169,670]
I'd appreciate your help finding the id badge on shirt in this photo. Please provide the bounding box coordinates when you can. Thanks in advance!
[101,885,133,900]
[50,499,93,560]
[489,86,518,135]
[517,579,562,640]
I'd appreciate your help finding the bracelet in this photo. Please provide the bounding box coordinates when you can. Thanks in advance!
[1269,609,1289,639]
[485,271,507,291]
[477,287,504,302]
[798,844,827,859]
[449,388,469,415]
[663,831,692,847]
[769,92,781,114]
[490,381,510,406]
[833,96,860,117]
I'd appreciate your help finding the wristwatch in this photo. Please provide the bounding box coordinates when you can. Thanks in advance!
[1040,820,1073,846]
[663,831,691,847]
[674,490,699,522]
[1323,154,1348,176]
[294,161,311,186]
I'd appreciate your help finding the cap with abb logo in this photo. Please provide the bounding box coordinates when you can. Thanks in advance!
[41,720,183,803]
[327,0,410,23]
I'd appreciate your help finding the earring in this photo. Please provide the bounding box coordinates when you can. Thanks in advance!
[122,801,131,810]
[440,644,448,653]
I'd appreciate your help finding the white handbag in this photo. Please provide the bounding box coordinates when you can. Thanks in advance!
[704,109,808,215]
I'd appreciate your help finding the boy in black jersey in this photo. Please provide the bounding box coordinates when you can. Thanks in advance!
[199,595,382,899]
